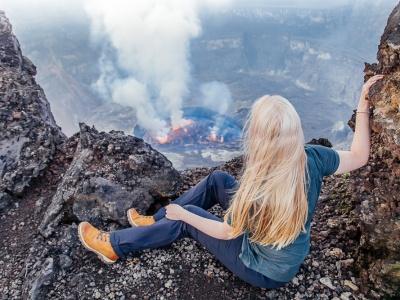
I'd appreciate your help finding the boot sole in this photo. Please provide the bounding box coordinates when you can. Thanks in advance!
[78,222,117,265]
[127,209,139,227]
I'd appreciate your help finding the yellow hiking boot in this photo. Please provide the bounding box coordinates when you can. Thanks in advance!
[78,221,119,264]
[127,208,155,227]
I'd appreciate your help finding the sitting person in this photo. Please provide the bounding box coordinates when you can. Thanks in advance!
[77,75,383,288]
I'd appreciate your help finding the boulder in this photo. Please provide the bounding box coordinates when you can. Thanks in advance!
[0,11,65,204]
[39,123,182,237]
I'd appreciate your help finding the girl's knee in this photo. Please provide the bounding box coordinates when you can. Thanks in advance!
[182,205,223,225]
[182,205,218,220]
[210,170,228,180]
[182,204,203,214]
[210,170,237,189]
[210,170,231,185]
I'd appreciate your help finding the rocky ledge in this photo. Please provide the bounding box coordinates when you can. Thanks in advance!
[0,4,399,300]
[0,11,65,211]
[347,2,400,295]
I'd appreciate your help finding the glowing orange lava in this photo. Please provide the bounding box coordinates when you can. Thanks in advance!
[171,119,194,131]
[208,131,218,142]
[207,131,224,143]
[155,119,194,144]
[155,135,170,144]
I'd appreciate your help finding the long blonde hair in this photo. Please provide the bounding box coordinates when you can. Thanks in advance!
[226,95,309,249]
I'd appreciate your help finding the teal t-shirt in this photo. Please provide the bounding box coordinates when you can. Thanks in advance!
[229,144,340,282]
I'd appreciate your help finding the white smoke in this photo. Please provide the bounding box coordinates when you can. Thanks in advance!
[200,81,233,139]
[84,0,232,136]
[200,81,232,115]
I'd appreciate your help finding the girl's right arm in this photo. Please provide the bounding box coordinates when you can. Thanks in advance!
[335,75,384,175]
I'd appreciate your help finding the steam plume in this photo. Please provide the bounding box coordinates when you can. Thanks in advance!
[84,0,231,135]
[200,81,232,115]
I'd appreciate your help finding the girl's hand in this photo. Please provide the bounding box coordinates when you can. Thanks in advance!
[359,75,384,110]
[165,204,186,221]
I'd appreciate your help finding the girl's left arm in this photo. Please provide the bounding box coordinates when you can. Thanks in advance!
[165,204,234,240]
[335,75,384,175]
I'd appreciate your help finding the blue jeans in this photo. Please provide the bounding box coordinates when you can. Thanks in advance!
[110,170,285,289]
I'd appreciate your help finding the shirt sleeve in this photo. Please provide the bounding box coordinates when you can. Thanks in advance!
[310,144,340,177]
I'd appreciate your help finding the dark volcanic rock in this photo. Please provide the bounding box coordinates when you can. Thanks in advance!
[306,138,333,147]
[25,257,56,300]
[0,6,398,300]
[0,11,65,207]
[39,123,182,237]
[0,191,12,210]
[348,3,400,297]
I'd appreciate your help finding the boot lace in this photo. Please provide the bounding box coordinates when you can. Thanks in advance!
[96,231,109,242]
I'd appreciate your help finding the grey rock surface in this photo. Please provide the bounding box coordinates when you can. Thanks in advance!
[0,11,65,201]
[39,123,182,237]
[0,191,12,211]
[27,257,56,300]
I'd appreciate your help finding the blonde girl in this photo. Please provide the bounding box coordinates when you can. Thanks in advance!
[78,75,383,288]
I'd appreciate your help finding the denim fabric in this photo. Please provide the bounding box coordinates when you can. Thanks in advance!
[110,170,286,289]
[111,144,340,285]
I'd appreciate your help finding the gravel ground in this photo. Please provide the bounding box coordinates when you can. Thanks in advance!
[0,155,370,299]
